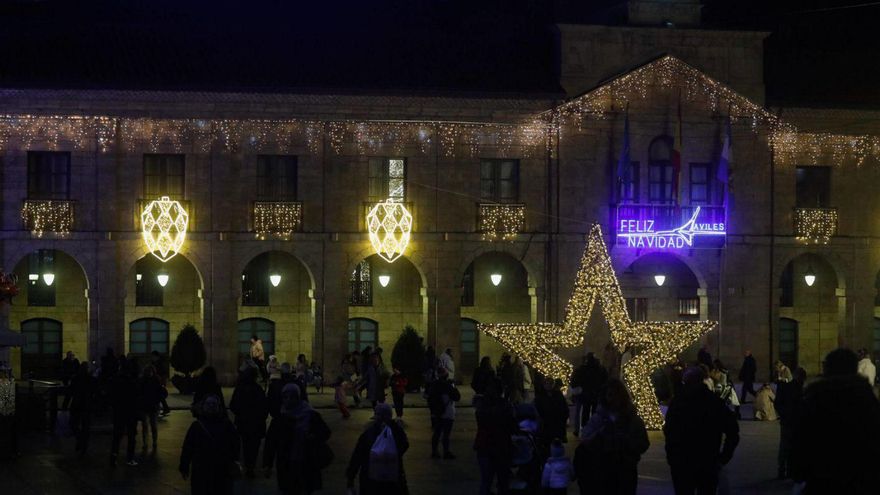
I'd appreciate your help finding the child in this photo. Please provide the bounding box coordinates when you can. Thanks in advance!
[266,355,281,381]
[541,439,574,495]
[389,368,408,420]
[333,375,351,419]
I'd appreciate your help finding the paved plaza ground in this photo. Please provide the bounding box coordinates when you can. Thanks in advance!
[1,390,795,494]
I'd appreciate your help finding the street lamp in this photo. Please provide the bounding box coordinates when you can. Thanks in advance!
[654,274,666,287]
[804,266,816,287]
[42,273,55,286]
[378,275,391,287]
[269,273,282,287]
[157,270,169,287]
[490,274,502,286]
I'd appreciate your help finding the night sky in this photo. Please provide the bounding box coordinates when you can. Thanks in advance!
[0,0,877,106]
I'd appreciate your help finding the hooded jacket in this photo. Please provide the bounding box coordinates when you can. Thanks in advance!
[664,382,739,469]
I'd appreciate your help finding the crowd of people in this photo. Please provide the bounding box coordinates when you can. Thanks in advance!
[33,338,880,494]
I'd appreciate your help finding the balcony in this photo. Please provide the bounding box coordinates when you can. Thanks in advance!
[479,203,526,241]
[21,199,75,237]
[614,204,726,248]
[254,201,303,239]
[794,207,837,244]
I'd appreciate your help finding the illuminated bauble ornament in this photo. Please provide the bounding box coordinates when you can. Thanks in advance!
[654,274,666,287]
[378,275,391,287]
[269,274,282,287]
[490,274,503,286]
[366,200,413,263]
[141,196,189,262]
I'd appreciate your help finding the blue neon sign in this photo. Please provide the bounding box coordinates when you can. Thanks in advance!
[617,206,726,249]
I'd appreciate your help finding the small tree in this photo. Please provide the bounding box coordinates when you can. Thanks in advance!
[170,323,206,377]
[391,325,426,390]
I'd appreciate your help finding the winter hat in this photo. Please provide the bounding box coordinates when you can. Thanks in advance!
[550,440,565,458]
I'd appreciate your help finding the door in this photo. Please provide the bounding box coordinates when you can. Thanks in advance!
[779,318,799,371]
[21,318,62,379]
[460,318,480,380]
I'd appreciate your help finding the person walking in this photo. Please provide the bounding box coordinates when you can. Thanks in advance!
[263,383,332,494]
[542,439,575,495]
[790,348,880,493]
[664,366,739,495]
[857,348,876,390]
[509,356,526,404]
[580,354,608,432]
[179,395,240,495]
[575,378,649,495]
[362,352,386,408]
[426,367,460,459]
[267,362,293,419]
[138,364,165,454]
[192,366,225,415]
[229,367,268,478]
[150,351,171,416]
[389,367,408,420]
[534,377,569,447]
[61,350,80,410]
[110,360,140,466]
[346,403,410,495]
[775,367,805,479]
[738,350,757,403]
[250,334,267,383]
[474,379,516,495]
[266,355,281,381]
[69,361,95,456]
[439,348,456,381]
[333,374,352,419]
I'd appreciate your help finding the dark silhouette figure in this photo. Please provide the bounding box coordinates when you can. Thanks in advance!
[664,366,739,495]
[229,367,268,477]
[534,377,569,446]
[346,403,410,495]
[110,360,139,466]
[69,361,95,455]
[473,379,516,495]
[790,349,880,493]
[192,366,224,416]
[570,353,608,434]
[774,367,806,479]
[738,351,757,403]
[426,367,460,459]
[471,356,496,397]
[179,395,240,495]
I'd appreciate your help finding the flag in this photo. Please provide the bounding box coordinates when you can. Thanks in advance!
[717,116,732,207]
[616,111,631,200]
[671,97,682,205]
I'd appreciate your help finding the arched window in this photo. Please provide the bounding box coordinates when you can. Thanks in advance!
[130,318,170,357]
[350,260,372,306]
[348,318,378,353]
[238,318,275,359]
[779,318,799,370]
[649,136,675,204]
[21,318,62,378]
[135,256,164,307]
[460,318,480,377]
[242,254,270,307]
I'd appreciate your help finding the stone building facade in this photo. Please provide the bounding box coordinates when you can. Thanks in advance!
[3,8,879,383]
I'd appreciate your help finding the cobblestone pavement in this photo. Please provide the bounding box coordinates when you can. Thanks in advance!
[1,391,795,494]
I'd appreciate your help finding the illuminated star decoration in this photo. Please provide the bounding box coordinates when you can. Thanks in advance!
[480,224,716,429]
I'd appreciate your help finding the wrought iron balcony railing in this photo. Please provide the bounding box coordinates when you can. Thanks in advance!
[478,203,526,241]
[21,199,75,237]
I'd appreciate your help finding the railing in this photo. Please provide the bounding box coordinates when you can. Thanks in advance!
[478,203,526,241]
[253,201,303,239]
[21,199,75,237]
[794,207,837,244]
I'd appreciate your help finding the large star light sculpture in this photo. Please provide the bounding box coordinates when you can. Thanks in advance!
[480,224,716,429]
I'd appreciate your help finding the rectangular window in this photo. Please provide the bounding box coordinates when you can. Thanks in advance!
[618,161,640,203]
[480,159,520,203]
[350,260,372,306]
[678,298,700,317]
[625,297,648,322]
[27,151,71,200]
[27,250,56,307]
[648,162,674,204]
[369,158,406,201]
[143,154,185,199]
[689,163,711,205]
[256,155,298,200]
[242,255,270,306]
[135,258,164,307]
[795,166,831,208]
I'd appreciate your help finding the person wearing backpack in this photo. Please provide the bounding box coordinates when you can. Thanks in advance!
[426,366,461,459]
[263,383,332,494]
[347,403,410,495]
[179,395,240,495]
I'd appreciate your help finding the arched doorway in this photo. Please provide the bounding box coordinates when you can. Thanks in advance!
[348,318,378,353]
[124,253,203,371]
[459,318,480,378]
[779,318,799,370]
[20,318,63,378]
[460,251,531,371]
[778,253,841,376]
[348,254,424,353]
[10,249,89,379]
[238,318,276,361]
[239,251,314,365]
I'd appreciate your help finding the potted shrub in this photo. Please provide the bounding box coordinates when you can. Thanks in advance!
[391,325,426,391]
[169,323,206,394]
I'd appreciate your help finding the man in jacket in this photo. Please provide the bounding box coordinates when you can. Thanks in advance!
[426,366,461,459]
[790,348,880,493]
[738,350,757,403]
[664,366,739,494]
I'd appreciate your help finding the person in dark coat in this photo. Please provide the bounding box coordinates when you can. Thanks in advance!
[473,378,516,495]
[664,366,739,495]
[138,364,165,453]
[150,350,171,416]
[61,351,80,410]
[346,402,410,495]
[263,383,331,494]
[774,367,805,479]
[697,345,713,369]
[738,350,757,403]
[267,362,293,419]
[570,353,608,435]
[790,348,880,494]
[575,378,649,495]
[229,367,268,478]
[535,377,570,446]
[110,360,140,466]
[471,356,495,396]
[69,361,96,456]
[192,366,225,416]
[426,366,461,459]
[179,395,240,495]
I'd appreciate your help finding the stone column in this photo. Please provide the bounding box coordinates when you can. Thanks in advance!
[90,243,125,360]
[321,250,350,377]
[529,286,546,323]
[202,244,239,385]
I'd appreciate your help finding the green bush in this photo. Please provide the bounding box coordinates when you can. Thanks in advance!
[391,325,426,390]
[169,323,206,377]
